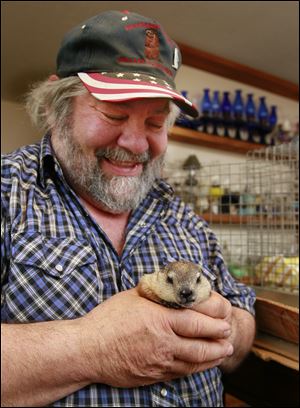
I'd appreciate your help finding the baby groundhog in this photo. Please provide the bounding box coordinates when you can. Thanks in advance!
[137,261,211,308]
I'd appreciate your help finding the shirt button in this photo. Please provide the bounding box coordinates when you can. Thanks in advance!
[160,388,168,398]
[55,264,63,272]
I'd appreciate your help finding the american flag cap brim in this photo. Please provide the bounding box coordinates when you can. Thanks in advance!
[77,72,199,118]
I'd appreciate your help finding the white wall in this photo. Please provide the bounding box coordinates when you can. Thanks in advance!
[1,100,41,154]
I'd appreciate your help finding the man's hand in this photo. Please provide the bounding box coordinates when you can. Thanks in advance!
[191,290,232,322]
[1,288,239,407]
[80,288,234,387]
[191,291,255,372]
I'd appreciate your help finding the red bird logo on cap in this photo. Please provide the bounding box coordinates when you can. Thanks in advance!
[144,29,160,60]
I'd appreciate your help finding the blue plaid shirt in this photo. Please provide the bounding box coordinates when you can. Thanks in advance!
[1,134,256,407]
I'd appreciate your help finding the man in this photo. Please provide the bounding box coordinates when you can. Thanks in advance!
[1,10,256,407]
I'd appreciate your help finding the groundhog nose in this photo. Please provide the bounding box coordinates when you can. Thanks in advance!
[179,288,195,302]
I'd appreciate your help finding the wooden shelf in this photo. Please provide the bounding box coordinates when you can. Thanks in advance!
[200,213,298,227]
[201,213,251,224]
[169,125,265,154]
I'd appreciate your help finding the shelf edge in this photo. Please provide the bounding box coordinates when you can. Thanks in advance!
[169,126,265,154]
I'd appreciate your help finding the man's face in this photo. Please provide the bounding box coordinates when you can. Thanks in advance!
[51,94,170,213]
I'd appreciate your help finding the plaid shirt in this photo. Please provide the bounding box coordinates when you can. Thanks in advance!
[1,134,256,407]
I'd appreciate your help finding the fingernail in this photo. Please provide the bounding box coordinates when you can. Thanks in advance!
[224,329,231,337]
[227,344,234,356]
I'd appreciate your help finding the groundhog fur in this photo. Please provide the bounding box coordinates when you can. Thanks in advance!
[137,261,211,308]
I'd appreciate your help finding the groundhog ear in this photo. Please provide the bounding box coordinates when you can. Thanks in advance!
[162,263,172,272]
[198,264,204,273]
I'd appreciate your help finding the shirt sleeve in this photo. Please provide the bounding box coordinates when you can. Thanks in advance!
[1,156,11,311]
[1,205,9,310]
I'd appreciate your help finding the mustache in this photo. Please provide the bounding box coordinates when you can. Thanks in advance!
[95,147,150,164]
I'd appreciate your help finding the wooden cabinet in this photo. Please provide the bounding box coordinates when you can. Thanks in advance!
[223,350,299,407]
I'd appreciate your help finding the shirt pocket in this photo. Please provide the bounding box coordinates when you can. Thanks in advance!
[11,231,96,278]
[5,232,100,322]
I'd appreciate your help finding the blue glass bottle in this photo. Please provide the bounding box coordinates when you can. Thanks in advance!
[181,90,188,98]
[257,96,269,144]
[201,89,211,114]
[245,94,256,121]
[233,90,244,120]
[245,94,256,142]
[232,90,244,139]
[211,90,221,115]
[211,90,221,135]
[268,105,278,129]
[199,89,212,133]
[220,91,232,137]
[221,91,232,117]
[175,90,194,129]
[258,97,269,126]
[264,105,278,146]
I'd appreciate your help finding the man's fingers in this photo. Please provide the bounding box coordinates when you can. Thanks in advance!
[170,357,226,377]
[171,309,231,339]
[192,291,232,320]
[174,337,233,364]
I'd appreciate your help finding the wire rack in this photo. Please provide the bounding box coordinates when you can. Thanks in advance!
[246,140,299,292]
[164,138,299,293]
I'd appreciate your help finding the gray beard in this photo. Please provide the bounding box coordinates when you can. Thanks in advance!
[53,128,165,214]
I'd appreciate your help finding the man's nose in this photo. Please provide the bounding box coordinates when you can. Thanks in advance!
[117,122,149,155]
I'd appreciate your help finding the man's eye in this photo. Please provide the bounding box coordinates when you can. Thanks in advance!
[101,112,127,121]
[148,122,164,129]
[105,114,126,121]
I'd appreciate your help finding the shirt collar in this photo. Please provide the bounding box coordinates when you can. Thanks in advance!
[39,133,65,187]
[148,178,174,203]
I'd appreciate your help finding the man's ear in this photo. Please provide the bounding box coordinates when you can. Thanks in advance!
[48,74,59,81]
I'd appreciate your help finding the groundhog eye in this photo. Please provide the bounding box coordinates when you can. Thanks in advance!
[167,276,173,284]
[196,276,201,284]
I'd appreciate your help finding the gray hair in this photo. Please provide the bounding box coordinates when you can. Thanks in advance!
[25,76,179,133]
[25,76,87,133]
